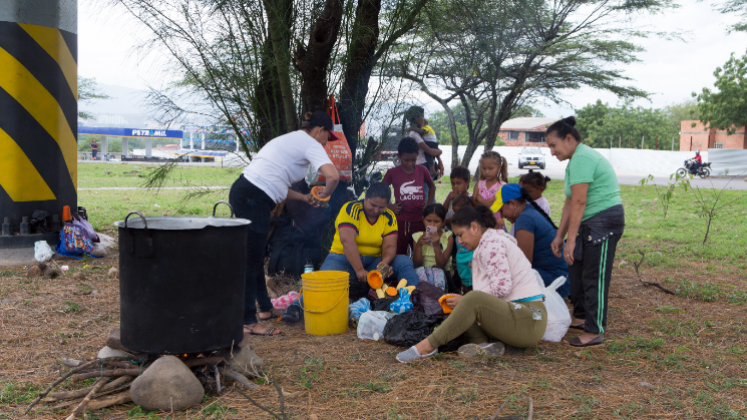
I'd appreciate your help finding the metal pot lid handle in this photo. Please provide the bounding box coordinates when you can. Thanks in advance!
[213,201,235,218]
[124,211,148,230]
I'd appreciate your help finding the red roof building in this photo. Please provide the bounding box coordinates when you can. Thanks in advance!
[498,117,556,147]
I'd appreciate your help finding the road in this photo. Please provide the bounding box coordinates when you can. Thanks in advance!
[532,167,747,190]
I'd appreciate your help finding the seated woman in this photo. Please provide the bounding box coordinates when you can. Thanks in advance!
[396,206,547,363]
[495,184,570,298]
[320,182,419,290]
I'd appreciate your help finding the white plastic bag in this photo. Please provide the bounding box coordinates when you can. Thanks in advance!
[34,240,54,262]
[534,271,571,342]
[357,311,396,341]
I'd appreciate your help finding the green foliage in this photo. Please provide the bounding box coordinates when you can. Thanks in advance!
[0,381,40,404]
[639,172,691,218]
[715,0,747,32]
[695,49,747,133]
[576,100,680,149]
[62,301,85,313]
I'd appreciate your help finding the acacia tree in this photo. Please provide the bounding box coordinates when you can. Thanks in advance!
[389,0,669,168]
[694,49,747,134]
[112,0,429,158]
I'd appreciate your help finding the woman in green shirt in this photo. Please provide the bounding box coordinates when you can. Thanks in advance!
[546,117,625,348]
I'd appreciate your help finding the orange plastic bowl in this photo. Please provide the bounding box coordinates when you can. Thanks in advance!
[438,294,455,314]
[367,270,383,289]
[311,186,331,202]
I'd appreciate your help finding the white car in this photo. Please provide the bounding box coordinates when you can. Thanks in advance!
[518,147,546,169]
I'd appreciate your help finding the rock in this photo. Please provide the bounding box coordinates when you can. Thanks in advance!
[105,170,111,175]
[106,330,132,353]
[130,356,204,412]
[107,267,119,279]
[42,267,58,278]
[227,346,264,378]
[72,272,86,280]
[27,265,42,278]
[638,382,653,388]
[97,346,132,359]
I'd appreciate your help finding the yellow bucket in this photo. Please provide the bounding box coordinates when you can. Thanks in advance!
[300,271,349,336]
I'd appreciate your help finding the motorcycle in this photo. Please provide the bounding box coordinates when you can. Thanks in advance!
[677,159,711,179]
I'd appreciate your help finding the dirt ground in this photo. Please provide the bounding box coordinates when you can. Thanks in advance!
[1,248,746,419]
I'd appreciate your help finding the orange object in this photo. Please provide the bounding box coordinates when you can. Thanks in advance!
[310,186,331,206]
[318,95,352,182]
[367,270,383,289]
[438,294,455,314]
[62,205,71,222]
[386,286,397,297]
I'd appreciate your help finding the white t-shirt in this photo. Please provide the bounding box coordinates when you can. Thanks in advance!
[406,130,427,165]
[242,131,333,203]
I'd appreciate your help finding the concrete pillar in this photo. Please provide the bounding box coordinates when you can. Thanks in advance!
[189,132,194,149]
[0,0,78,237]
[122,137,128,157]
[235,136,239,152]
[201,132,205,150]
[146,138,152,157]
[101,136,108,154]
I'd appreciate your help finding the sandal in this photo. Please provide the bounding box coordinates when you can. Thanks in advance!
[258,308,283,322]
[566,336,604,347]
[244,324,282,336]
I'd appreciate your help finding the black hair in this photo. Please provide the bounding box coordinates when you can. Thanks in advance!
[397,136,420,156]
[450,166,471,183]
[451,194,473,211]
[545,116,581,142]
[511,187,557,229]
[423,203,446,221]
[404,105,425,124]
[451,205,497,229]
[365,182,391,202]
[519,170,551,190]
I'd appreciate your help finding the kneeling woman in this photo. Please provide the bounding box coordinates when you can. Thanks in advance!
[396,206,547,363]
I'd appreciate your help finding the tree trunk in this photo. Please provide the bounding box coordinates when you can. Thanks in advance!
[254,34,289,145]
[297,0,344,114]
[263,0,296,133]
[338,0,382,157]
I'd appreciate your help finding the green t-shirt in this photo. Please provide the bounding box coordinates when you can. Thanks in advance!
[564,144,622,221]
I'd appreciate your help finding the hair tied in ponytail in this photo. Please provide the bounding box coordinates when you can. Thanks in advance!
[562,116,577,127]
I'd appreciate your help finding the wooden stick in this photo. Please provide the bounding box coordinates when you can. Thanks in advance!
[527,395,534,420]
[489,397,510,420]
[66,377,107,420]
[71,369,142,383]
[50,376,132,400]
[223,369,260,390]
[85,390,132,410]
[25,358,127,414]
[184,356,224,368]
[633,251,676,295]
[48,383,132,411]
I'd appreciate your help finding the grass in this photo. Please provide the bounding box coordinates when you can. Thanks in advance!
[78,162,241,189]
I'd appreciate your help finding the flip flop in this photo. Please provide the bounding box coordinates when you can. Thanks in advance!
[567,336,604,347]
[244,324,282,336]
[258,309,283,322]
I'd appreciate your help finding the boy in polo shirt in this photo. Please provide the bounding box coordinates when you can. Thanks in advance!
[383,137,436,255]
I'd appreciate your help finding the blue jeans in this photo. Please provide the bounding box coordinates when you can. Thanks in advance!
[320,253,419,285]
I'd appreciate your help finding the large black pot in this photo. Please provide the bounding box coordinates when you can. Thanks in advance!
[114,202,250,354]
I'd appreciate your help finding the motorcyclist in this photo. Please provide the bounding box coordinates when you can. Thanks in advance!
[690,150,702,174]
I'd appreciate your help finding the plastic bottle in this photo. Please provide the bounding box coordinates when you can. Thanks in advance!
[304,260,314,274]
[2,217,9,236]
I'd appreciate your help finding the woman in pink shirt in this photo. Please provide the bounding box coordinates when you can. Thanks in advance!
[396,206,548,362]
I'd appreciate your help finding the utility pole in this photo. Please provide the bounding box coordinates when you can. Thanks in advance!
[618,136,621,148]
[641,135,645,149]
[655,136,658,150]
[0,0,77,248]
[671,137,675,151]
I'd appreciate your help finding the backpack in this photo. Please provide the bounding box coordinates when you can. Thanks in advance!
[266,217,324,278]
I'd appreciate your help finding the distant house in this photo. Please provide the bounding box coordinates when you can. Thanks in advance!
[679,121,747,150]
[498,117,556,147]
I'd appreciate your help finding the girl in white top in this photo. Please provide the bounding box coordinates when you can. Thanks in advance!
[229,111,340,336]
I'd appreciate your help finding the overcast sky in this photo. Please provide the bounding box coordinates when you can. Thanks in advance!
[78,1,747,117]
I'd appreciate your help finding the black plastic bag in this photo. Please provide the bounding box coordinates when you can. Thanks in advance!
[373,297,396,312]
[383,311,463,352]
[349,275,371,302]
[411,281,447,317]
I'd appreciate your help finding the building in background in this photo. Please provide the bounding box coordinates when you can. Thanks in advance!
[498,117,556,147]
[680,121,747,150]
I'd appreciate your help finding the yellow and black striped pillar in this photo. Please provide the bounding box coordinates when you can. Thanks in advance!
[0,1,77,239]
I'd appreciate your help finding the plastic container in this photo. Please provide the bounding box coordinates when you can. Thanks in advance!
[301,270,350,336]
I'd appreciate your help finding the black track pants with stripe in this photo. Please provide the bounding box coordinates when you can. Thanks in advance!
[569,228,620,335]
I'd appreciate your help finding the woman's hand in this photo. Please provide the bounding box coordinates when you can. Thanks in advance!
[446,295,463,309]
[356,268,369,283]
[563,238,576,265]
[551,235,564,259]
[416,234,430,246]
[303,193,322,207]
